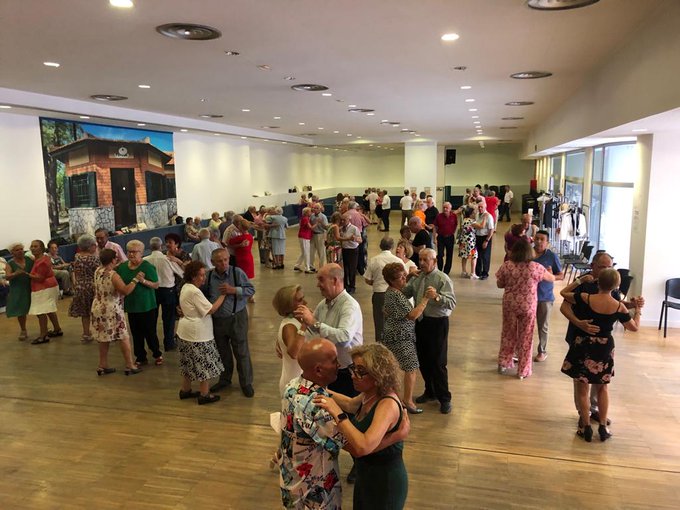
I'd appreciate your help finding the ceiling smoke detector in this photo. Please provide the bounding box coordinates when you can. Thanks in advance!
[156,23,222,40]
[291,84,328,92]
[511,71,553,79]
[90,94,127,101]
[527,0,599,10]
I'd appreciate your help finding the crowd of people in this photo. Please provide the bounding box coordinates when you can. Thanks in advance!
[0,184,647,508]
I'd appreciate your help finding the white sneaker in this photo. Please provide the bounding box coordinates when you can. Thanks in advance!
[470,273,479,280]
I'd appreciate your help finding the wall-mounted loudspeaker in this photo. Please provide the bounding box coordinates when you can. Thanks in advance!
[445,148,456,165]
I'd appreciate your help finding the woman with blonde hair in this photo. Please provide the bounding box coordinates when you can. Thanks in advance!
[315,343,409,509]
[272,284,308,394]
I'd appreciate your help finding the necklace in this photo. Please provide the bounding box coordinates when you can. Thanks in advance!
[362,393,378,407]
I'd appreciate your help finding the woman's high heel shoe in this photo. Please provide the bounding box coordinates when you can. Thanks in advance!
[583,425,593,443]
[96,367,116,376]
[125,366,142,376]
[598,424,612,442]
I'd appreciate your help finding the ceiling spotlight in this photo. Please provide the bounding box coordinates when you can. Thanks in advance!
[200,98,207,102]
[282,141,287,144]
[224,50,240,56]
[511,71,553,79]
[333,130,340,134]
[241,136,247,139]
[110,0,134,7]
[213,133,220,136]
[138,84,151,89]
[298,122,305,125]
[241,108,251,112]
[460,85,472,90]
[273,116,281,120]
[318,127,324,130]
[79,115,90,119]
[505,101,534,106]
[198,114,224,118]
[347,134,353,137]
[367,112,375,116]
[0,105,12,109]
[465,99,475,103]
[473,121,481,124]
[156,23,222,40]
[468,108,478,112]
[291,84,329,92]
[502,116,524,120]
[471,115,479,119]
[283,75,296,81]
[322,93,332,97]
[441,33,460,42]
[43,62,61,68]
[180,129,188,132]
[527,0,600,11]
[91,94,128,101]
[632,128,648,132]
[137,123,146,126]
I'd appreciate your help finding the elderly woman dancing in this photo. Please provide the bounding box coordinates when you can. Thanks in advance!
[27,240,62,344]
[4,242,34,340]
[69,234,101,343]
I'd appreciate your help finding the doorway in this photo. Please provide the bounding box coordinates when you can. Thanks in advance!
[111,168,136,228]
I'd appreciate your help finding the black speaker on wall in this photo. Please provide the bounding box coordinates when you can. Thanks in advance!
[445,148,457,165]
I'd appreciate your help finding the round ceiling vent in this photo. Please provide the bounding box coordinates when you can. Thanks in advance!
[156,23,222,40]
[90,94,127,101]
[502,116,524,120]
[198,114,223,118]
[527,0,599,10]
[505,101,534,106]
[291,84,329,92]
[348,108,374,113]
[510,71,552,79]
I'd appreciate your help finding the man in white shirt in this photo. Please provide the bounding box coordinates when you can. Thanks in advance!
[399,189,413,226]
[364,237,404,342]
[381,189,392,232]
[500,185,514,222]
[191,228,221,269]
[145,237,184,350]
[95,228,127,265]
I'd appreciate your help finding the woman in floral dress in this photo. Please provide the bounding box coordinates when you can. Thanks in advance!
[325,212,343,264]
[457,207,478,278]
[91,248,141,376]
[69,234,101,343]
[495,239,554,379]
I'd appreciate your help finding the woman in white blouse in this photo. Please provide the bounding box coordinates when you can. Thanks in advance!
[177,261,226,405]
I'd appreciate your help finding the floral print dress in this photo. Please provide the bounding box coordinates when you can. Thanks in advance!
[68,254,101,317]
[91,266,129,343]
[457,217,477,259]
[561,292,630,384]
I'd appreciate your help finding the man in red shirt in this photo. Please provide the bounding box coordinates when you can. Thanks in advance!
[484,191,500,223]
[433,202,459,275]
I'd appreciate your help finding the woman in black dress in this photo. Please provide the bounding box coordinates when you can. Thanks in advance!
[561,268,642,442]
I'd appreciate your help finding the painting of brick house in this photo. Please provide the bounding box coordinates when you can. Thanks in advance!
[40,119,175,239]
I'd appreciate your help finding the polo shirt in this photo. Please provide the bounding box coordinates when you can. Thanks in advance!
[534,249,562,302]
[365,250,404,293]
[400,195,413,210]
[434,213,458,237]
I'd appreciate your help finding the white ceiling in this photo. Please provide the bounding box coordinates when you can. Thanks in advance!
[0,0,664,146]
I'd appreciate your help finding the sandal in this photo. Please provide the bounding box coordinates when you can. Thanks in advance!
[18,331,28,341]
[47,329,64,338]
[96,367,116,376]
[31,336,50,345]
[125,366,142,376]
[81,334,94,344]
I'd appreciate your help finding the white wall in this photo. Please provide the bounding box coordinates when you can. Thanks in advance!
[404,141,437,193]
[0,112,51,249]
[332,151,404,190]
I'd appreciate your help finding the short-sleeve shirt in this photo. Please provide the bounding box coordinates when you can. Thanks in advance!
[115,260,158,313]
[534,249,562,302]
[410,229,432,265]
[434,213,458,237]
[424,206,439,226]
[400,195,413,210]
[177,283,214,342]
[565,275,623,344]
[298,216,313,240]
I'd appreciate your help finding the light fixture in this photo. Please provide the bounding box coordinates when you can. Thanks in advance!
[282,141,287,144]
[198,114,223,118]
[441,33,460,42]
[110,0,134,7]
[468,108,478,112]
[273,116,281,120]
[256,65,272,70]
[91,94,128,101]
[213,133,220,136]
[347,134,353,137]
[510,71,552,79]
[0,105,12,109]
[241,136,247,139]
[79,115,90,119]
[138,84,151,89]
[473,121,481,124]
[156,23,222,40]
[137,123,146,126]
[317,127,324,130]
[527,0,599,11]
[471,115,479,119]
[200,98,207,102]
[291,84,328,92]
[333,130,340,134]
[241,109,251,112]
[502,116,524,120]
[322,93,332,97]
[632,128,648,132]
[460,85,472,90]
[505,101,534,106]
[283,75,295,81]
[298,122,305,126]
[367,112,375,116]
[180,129,188,132]
[224,50,240,56]
[43,62,60,68]
[465,99,475,103]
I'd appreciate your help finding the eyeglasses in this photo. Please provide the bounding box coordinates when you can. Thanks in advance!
[348,363,369,379]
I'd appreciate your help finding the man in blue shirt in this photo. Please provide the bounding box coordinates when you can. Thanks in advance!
[533,230,564,362]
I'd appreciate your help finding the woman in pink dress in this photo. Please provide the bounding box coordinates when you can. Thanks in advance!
[495,239,554,379]
[230,220,255,279]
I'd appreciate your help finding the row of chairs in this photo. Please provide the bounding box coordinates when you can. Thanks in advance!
[561,241,633,298]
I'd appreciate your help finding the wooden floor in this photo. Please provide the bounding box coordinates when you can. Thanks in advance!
[2,224,680,509]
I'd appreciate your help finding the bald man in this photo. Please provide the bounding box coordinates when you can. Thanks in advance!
[279,338,347,509]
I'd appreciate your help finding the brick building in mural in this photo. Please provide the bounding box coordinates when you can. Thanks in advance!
[49,137,176,236]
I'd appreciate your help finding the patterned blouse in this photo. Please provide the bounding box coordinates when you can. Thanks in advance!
[279,376,347,509]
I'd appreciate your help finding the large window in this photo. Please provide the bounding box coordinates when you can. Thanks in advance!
[145,171,166,203]
[590,143,635,268]
[564,151,585,206]
[550,155,562,193]
[64,172,98,208]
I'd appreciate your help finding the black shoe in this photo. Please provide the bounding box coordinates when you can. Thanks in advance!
[346,464,356,484]
[197,394,221,405]
[210,381,231,392]
[47,329,64,337]
[179,389,200,400]
[440,401,452,414]
[583,425,593,442]
[415,393,436,404]
[590,411,612,426]
[598,424,612,442]
[242,385,255,398]
[405,405,423,415]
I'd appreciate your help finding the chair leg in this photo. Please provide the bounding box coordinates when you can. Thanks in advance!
[658,302,665,331]
[664,305,668,338]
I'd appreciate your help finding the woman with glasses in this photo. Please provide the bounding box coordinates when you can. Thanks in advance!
[314,343,409,510]
[381,262,430,414]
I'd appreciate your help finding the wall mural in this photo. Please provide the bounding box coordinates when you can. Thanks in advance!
[39,118,175,241]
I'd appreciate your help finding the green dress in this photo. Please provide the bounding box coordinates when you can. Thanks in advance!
[351,395,408,510]
[7,258,33,317]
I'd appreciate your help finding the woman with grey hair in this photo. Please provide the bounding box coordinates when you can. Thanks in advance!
[116,239,162,366]
[69,234,101,342]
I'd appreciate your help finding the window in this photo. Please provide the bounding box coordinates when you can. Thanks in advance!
[166,178,176,199]
[145,171,166,202]
[589,143,635,268]
[64,172,98,208]
[564,151,585,206]
[550,155,562,193]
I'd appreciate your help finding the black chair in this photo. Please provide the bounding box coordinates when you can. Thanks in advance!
[562,242,590,281]
[659,278,680,338]
[568,245,594,282]
[619,275,633,300]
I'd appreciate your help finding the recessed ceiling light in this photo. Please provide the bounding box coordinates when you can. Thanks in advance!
[137,123,146,126]
[527,0,599,11]
[200,98,207,102]
[460,85,472,90]
[241,108,251,112]
[110,0,134,7]
[224,50,240,56]
[261,126,280,129]
[79,115,90,119]
[273,116,281,120]
[283,75,295,81]
[441,33,460,42]
[138,84,151,89]
[473,121,481,124]
[180,129,188,132]
[322,93,332,97]
[347,134,353,137]
[282,141,288,144]
[0,105,12,109]
[502,116,524,120]
[214,133,220,136]
[505,101,534,106]
[465,99,475,103]
[298,122,305,125]
[632,128,648,132]
[468,108,478,112]
[91,94,128,101]
[400,128,410,133]
[367,112,375,116]
[347,104,357,108]
[264,139,270,142]
[156,23,222,40]
[510,71,553,79]
[291,84,328,92]
[198,114,223,118]
[43,62,60,68]
[333,130,340,134]
[471,115,479,119]
[318,127,324,130]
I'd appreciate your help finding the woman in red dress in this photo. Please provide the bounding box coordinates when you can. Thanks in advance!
[230,220,255,279]
[27,240,63,344]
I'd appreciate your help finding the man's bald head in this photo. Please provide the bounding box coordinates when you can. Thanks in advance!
[298,338,339,386]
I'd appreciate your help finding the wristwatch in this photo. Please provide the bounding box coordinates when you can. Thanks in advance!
[336,412,349,424]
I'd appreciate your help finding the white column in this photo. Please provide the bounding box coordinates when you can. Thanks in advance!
[404,141,438,199]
